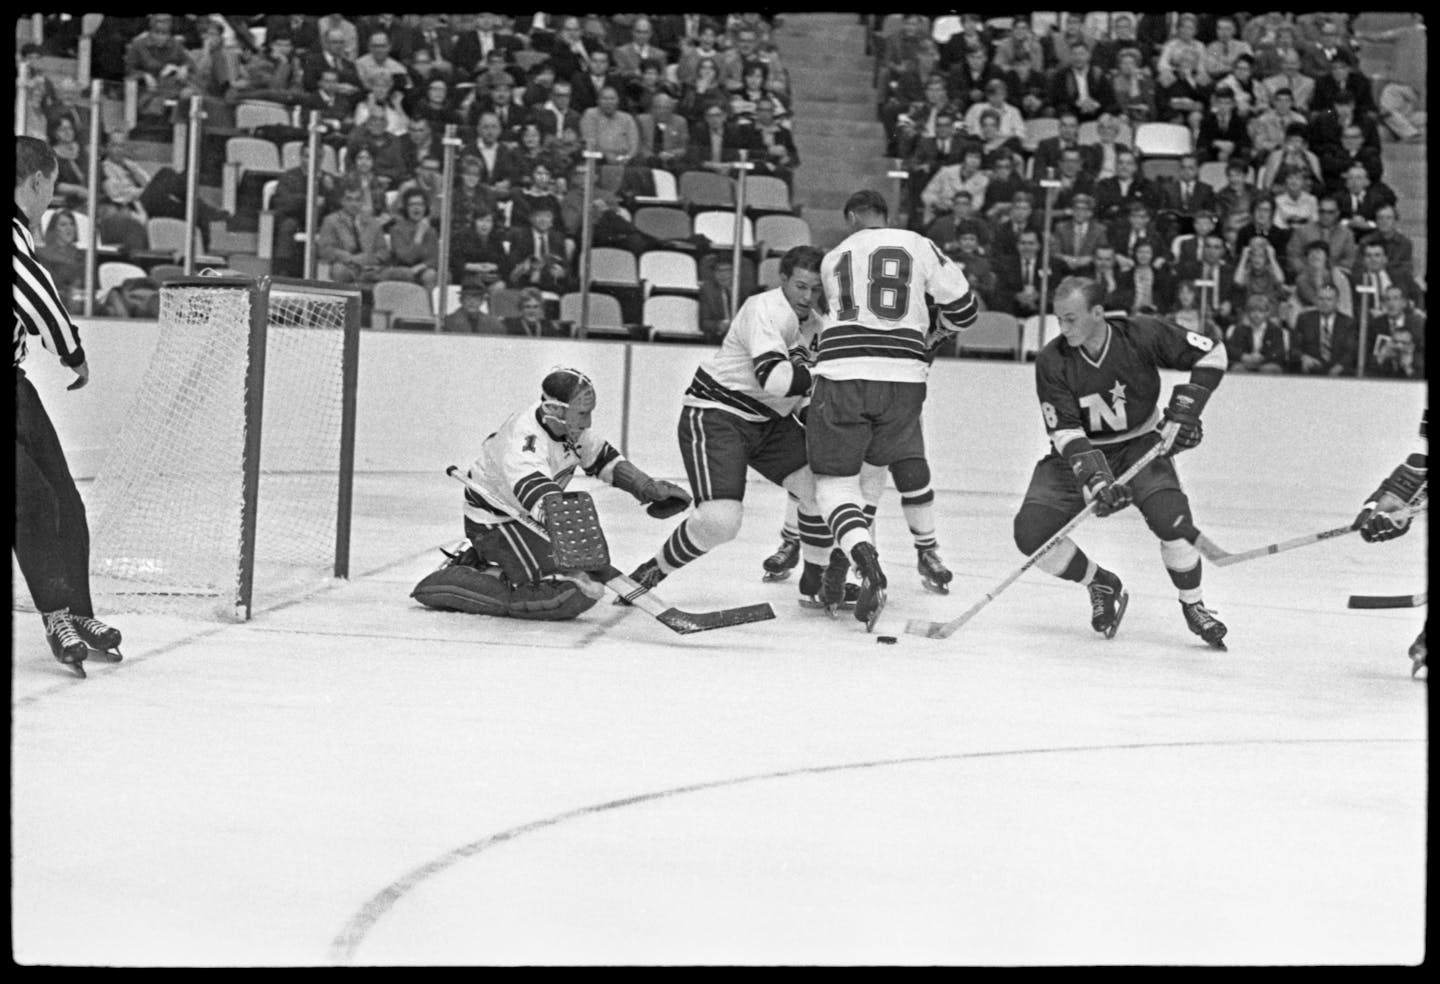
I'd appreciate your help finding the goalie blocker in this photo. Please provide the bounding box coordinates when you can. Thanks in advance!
[413,367,690,622]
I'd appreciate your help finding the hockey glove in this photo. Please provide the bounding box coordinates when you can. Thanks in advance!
[640,479,692,519]
[1161,383,1211,455]
[1070,449,1133,517]
[1353,455,1427,542]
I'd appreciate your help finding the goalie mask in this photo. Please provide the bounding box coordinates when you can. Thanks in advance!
[539,367,597,441]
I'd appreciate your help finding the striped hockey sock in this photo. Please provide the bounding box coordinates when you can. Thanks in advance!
[658,518,712,573]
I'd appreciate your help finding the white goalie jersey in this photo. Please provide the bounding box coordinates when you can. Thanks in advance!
[462,405,623,528]
[682,286,821,422]
[814,227,978,383]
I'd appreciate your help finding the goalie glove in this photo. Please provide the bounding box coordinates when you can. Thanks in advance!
[611,459,693,519]
[1353,454,1427,542]
[1161,383,1211,455]
[1069,449,1133,517]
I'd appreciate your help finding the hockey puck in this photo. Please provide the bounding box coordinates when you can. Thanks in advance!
[876,635,898,644]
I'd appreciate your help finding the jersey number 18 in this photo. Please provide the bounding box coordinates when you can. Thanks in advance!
[834,246,912,321]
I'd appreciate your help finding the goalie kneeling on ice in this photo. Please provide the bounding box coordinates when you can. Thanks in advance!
[412,559,600,621]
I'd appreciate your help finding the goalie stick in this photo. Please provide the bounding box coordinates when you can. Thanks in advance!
[905,423,1179,640]
[1195,492,1427,568]
[1347,591,1427,610]
[444,467,774,634]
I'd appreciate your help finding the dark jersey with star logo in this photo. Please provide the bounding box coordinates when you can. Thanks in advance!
[1035,315,1226,454]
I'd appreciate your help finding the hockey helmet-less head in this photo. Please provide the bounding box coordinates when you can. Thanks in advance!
[539,367,596,441]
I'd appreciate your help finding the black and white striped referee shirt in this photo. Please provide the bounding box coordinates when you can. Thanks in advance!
[13,203,85,370]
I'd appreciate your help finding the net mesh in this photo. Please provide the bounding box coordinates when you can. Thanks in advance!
[87,281,351,619]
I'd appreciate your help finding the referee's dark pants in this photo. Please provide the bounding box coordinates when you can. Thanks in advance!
[14,367,93,617]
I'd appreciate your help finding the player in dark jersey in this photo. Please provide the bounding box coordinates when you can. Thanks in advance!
[1013,276,1231,647]
[1351,409,1428,677]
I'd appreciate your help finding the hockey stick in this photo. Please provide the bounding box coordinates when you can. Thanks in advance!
[1347,591,1427,610]
[444,467,774,634]
[1195,493,1427,568]
[905,423,1179,640]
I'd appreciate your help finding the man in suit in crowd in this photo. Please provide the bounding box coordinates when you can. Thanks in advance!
[1336,165,1398,237]
[1365,285,1425,378]
[1155,154,1218,240]
[988,190,1042,260]
[452,12,522,79]
[533,80,581,140]
[1046,42,1114,122]
[1358,203,1415,281]
[1177,232,1239,330]
[1226,293,1293,372]
[1263,48,1316,112]
[1093,149,1158,224]
[1051,146,1098,213]
[442,283,507,334]
[571,48,624,113]
[1309,91,1382,158]
[469,111,526,189]
[637,91,690,171]
[1032,112,1091,180]
[698,255,740,342]
[1052,193,1108,275]
[1285,195,1357,276]
[993,228,1054,317]
[303,25,363,96]
[688,103,745,170]
[1351,241,1422,314]
[1292,282,1359,375]
[613,16,668,77]
[505,202,572,293]
[1090,245,1128,310]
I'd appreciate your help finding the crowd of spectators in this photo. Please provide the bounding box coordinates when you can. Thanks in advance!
[877,12,1426,376]
[24,12,799,333]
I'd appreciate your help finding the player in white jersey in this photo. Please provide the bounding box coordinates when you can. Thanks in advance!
[627,247,845,603]
[808,189,980,629]
[412,367,689,621]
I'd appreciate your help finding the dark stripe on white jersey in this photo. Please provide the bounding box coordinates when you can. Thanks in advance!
[13,213,84,368]
[514,471,564,512]
[685,365,780,420]
[752,351,785,387]
[817,324,928,363]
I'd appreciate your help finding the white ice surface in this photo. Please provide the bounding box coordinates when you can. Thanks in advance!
[11,473,1428,966]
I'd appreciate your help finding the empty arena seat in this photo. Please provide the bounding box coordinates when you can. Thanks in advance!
[678,170,735,211]
[644,295,703,342]
[693,211,755,248]
[633,206,692,243]
[756,215,812,256]
[639,250,699,295]
[560,291,629,338]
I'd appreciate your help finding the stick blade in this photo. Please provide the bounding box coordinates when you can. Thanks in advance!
[904,618,954,639]
[656,603,775,634]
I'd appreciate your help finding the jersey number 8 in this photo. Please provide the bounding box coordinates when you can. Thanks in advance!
[835,246,912,321]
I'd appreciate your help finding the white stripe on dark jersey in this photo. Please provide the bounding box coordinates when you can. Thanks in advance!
[13,213,83,368]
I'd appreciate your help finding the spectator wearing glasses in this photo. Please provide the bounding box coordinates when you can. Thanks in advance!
[354,31,409,97]
[1286,196,1357,278]
[1213,54,1268,118]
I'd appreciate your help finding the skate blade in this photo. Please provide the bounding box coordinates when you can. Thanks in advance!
[85,647,123,663]
[1101,590,1130,640]
[863,589,888,633]
[920,578,950,595]
[762,570,794,583]
[59,659,86,679]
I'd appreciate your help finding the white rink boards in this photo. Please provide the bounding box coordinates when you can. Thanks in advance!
[11,470,1427,966]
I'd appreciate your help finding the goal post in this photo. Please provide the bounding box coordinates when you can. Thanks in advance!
[86,274,362,620]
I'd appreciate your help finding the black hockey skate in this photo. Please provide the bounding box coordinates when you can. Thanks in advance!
[762,534,800,582]
[1180,600,1228,650]
[43,608,87,679]
[615,558,668,606]
[850,541,888,632]
[916,546,953,594]
[798,560,859,611]
[72,614,123,662]
[1088,568,1129,639]
[1409,628,1426,678]
[437,539,480,570]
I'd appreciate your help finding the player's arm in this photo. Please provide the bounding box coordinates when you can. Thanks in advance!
[744,303,812,399]
[501,436,569,524]
[1142,316,1227,454]
[920,236,981,335]
[1037,354,1131,517]
[1353,411,1428,542]
[581,434,692,519]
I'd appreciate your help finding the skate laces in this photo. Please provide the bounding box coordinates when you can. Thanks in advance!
[1088,580,1115,619]
[44,609,83,647]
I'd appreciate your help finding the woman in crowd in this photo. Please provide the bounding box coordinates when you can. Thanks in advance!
[1109,46,1157,123]
[354,73,410,136]
[345,146,392,217]
[746,97,799,186]
[505,286,568,337]
[47,115,90,208]
[1155,48,1211,126]
[409,77,463,128]
[1120,239,1175,315]
[1237,197,1290,256]
[1232,234,1291,313]
[1291,239,1354,319]
[514,123,554,183]
[1215,158,1261,221]
[679,58,728,126]
[1270,166,1320,232]
[449,208,510,288]
[36,209,87,310]
[386,189,441,288]
[1169,279,1218,339]
[730,61,787,123]
[515,162,564,228]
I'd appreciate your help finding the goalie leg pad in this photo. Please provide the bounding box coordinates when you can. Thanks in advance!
[541,491,612,570]
[508,579,600,621]
[411,566,512,616]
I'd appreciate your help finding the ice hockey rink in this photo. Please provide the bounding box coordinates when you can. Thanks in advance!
[11,467,1428,967]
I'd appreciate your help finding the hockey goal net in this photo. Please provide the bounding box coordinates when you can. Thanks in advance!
[86,275,362,620]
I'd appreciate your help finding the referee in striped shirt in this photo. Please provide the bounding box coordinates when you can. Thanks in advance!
[14,135,123,677]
